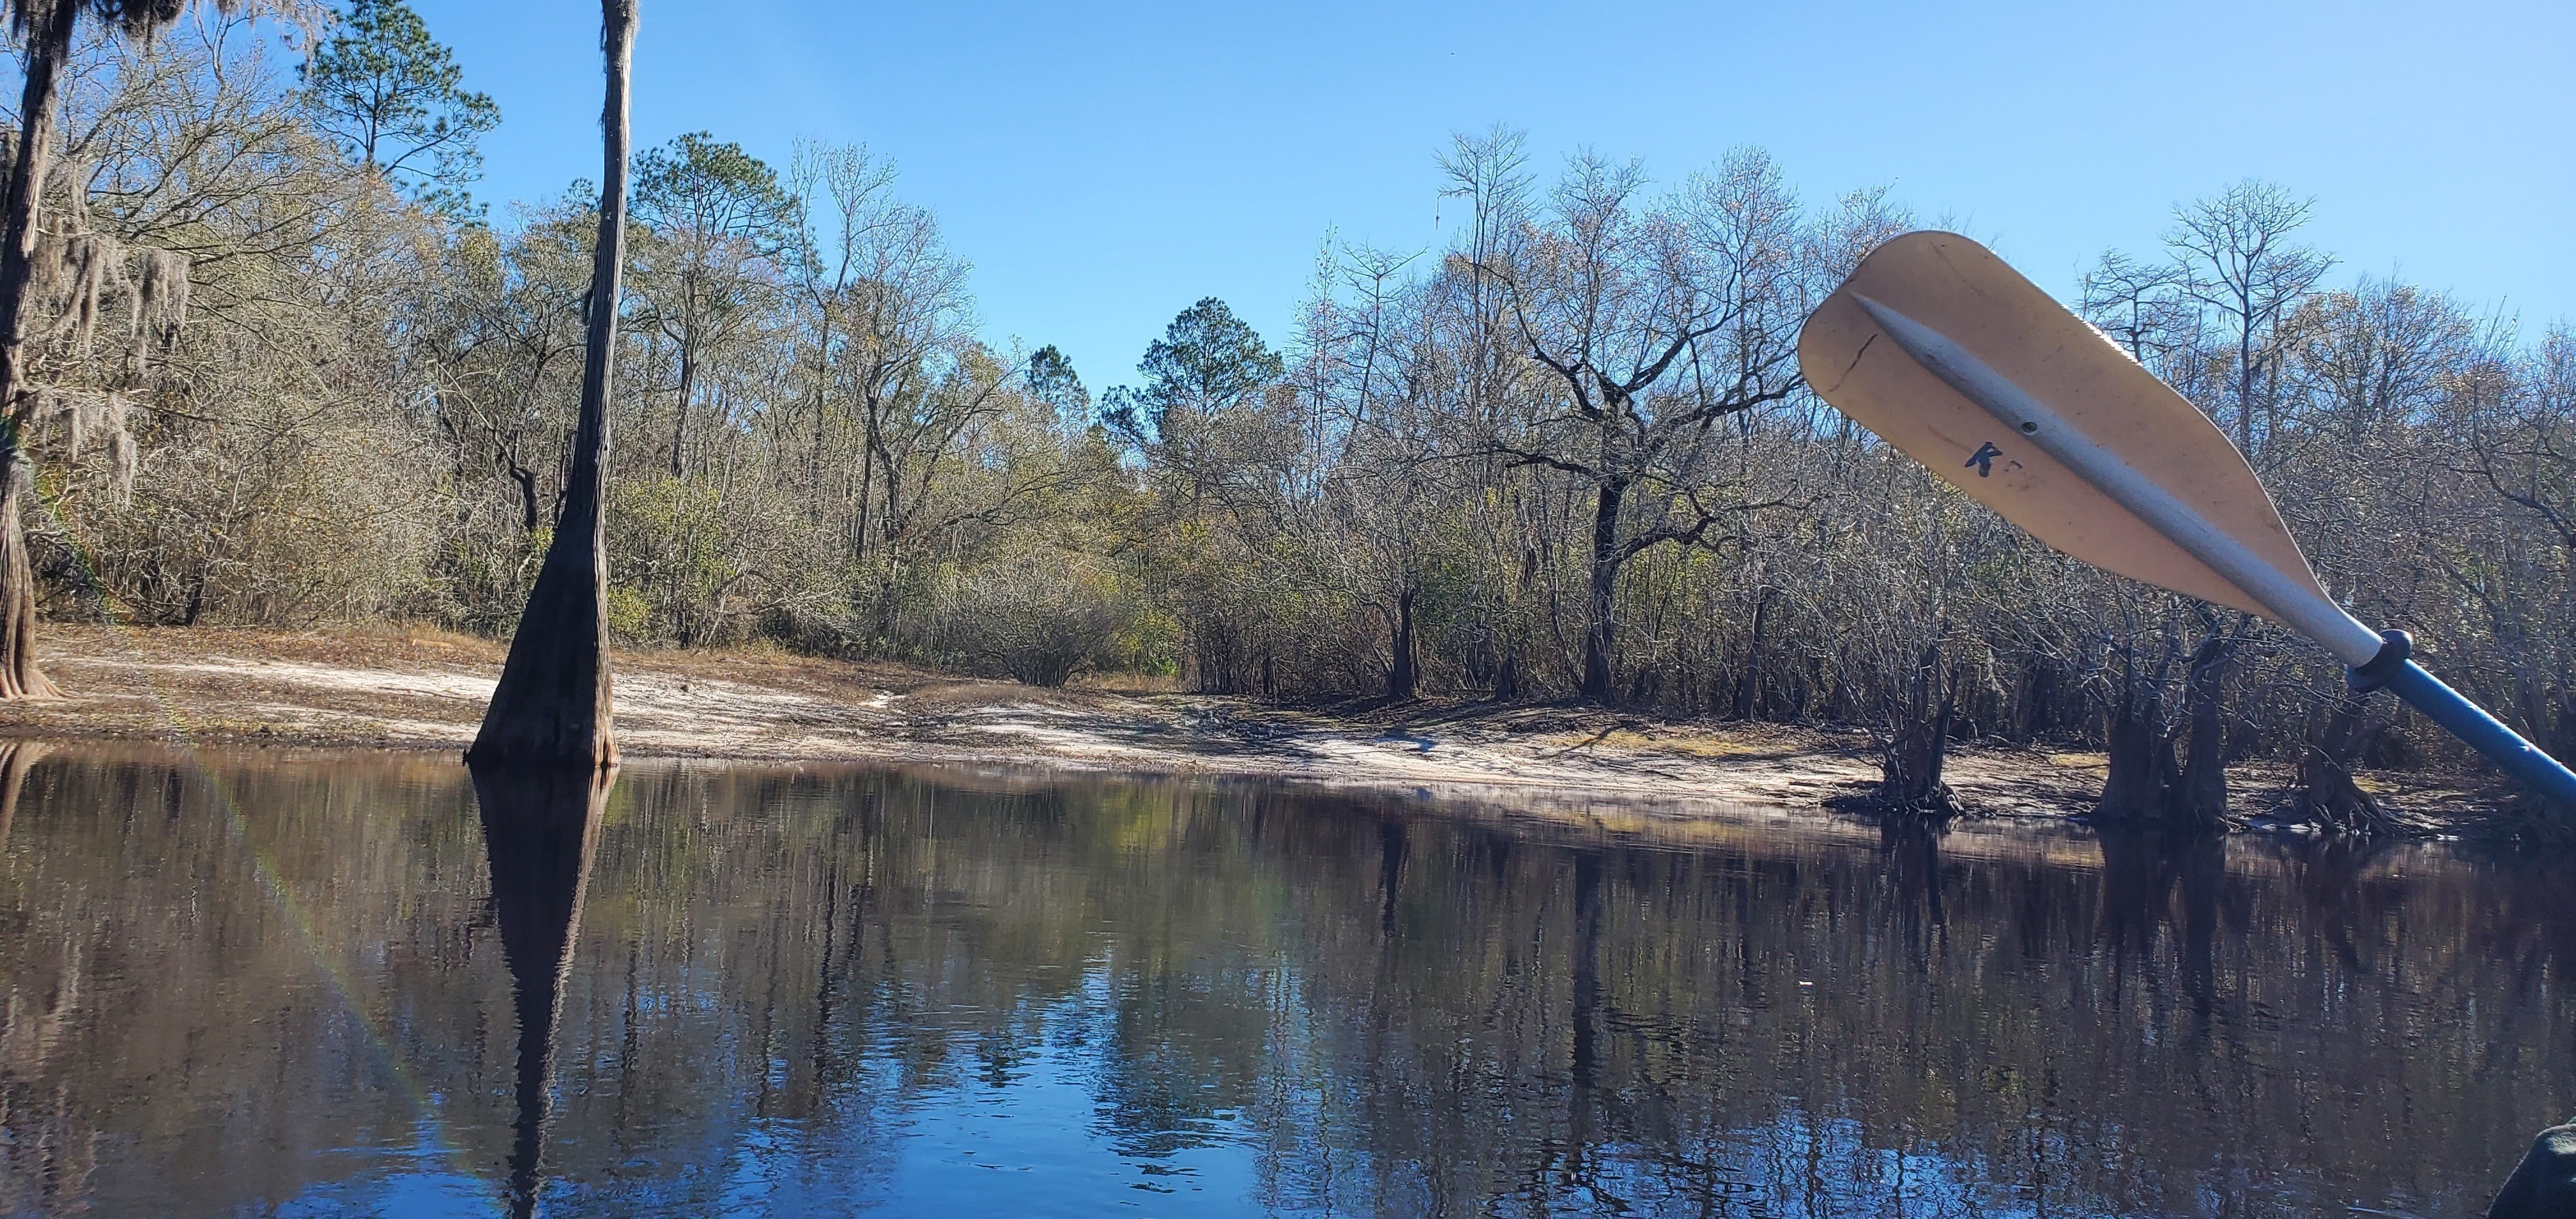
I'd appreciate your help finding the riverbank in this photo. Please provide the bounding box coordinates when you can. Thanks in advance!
[0,624,2504,831]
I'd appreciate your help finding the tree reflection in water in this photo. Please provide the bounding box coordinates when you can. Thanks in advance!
[471,762,612,1219]
[0,746,2570,1216]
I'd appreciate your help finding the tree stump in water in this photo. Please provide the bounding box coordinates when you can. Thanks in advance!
[2293,746,2395,835]
[1873,648,1959,819]
[2095,703,2176,822]
[2165,634,2234,831]
[2094,636,2233,832]
[2288,687,2397,835]
[1877,709,1959,818]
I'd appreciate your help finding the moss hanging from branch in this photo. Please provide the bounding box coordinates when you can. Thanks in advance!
[101,389,133,502]
[34,385,140,504]
[63,232,126,358]
[28,233,188,375]
[131,247,187,374]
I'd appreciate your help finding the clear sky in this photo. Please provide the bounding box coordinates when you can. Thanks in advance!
[415,0,2572,392]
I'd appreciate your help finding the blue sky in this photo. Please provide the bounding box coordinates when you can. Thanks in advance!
[416,0,2572,392]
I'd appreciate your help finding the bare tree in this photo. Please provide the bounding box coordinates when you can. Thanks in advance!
[1458,135,1809,702]
[2166,179,2335,460]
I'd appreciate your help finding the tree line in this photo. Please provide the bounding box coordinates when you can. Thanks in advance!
[7,1,2573,825]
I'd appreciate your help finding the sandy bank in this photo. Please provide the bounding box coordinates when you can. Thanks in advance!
[0,625,2499,829]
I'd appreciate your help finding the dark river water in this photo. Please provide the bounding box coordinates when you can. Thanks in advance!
[0,744,2568,1217]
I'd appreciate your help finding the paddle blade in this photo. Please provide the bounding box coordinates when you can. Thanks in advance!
[1795,231,2328,620]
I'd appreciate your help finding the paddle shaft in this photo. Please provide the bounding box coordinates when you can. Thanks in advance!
[1857,296,2576,805]
[2383,661,2576,806]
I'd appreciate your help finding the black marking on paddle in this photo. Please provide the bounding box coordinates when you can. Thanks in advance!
[1965,441,2002,478]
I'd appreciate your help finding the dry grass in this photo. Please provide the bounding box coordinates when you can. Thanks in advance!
[1071,670,1180,694]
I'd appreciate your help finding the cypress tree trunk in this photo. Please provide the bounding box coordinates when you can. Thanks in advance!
[0,0,83,702]
[2167,634,2233,829]
[1387,586,1416,700]
[468,0,638,769]
[2292,687,2393,834]
[0,450,59,699]
[2096,694,2178,822]
[1878,641,1958,816]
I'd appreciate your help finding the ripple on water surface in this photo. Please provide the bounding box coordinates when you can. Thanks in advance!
[0,743,2564,1216]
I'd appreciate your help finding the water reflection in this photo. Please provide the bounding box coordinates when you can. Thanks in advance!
[471,764,611,1219]
[0,747,2568,1216]
[0,741,45,845]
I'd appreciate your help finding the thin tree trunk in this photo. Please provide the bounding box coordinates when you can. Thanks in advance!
[1734,586,1774,719]
[507,459,541,533]
[0,0,80,701]
[853,410,876,562]
[1388,586,1416,700]
[808,314,829,482]
[469,0,637,769]
[2236,312,2258,456]
[1580,477,1625,703]
[670,334,693,478]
